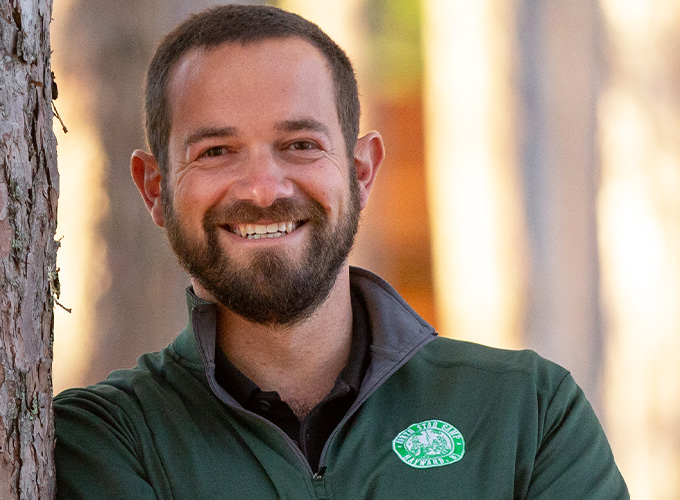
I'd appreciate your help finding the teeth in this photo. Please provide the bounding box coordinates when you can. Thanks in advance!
[230,221,299,239]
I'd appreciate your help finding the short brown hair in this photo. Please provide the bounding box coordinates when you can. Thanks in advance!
[145,4,360,174]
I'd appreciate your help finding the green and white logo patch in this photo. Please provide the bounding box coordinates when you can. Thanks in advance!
[392,419,465,469]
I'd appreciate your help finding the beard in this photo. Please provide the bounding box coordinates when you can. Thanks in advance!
[162,172,361,326]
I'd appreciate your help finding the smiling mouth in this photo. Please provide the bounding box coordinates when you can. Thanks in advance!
[227,221,303,239]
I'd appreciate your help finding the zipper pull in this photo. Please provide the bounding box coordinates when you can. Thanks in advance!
[312,466,327,480]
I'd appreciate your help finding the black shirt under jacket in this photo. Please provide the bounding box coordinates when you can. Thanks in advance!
[214,289,371,472]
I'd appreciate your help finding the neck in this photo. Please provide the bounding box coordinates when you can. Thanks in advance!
[192,266,354,417]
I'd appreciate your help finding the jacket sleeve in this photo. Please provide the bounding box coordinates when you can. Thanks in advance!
[526,373,629,499]
[54,388,160,500]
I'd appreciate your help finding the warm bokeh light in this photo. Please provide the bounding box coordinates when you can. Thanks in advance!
[599,1,680,497]
[51,0,110,393]
[278,0,364,63]
[422,0,525,347]
[601,0,679,48]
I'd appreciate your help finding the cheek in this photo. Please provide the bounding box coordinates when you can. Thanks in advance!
[299,173,345,215]
[176,168,230,206]
[171,176,222,231]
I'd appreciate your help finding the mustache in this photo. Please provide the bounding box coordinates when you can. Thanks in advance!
[204,198,326,226]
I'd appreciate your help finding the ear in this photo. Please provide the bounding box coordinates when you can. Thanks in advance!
[130,149,166,228]
[353,131,385,210]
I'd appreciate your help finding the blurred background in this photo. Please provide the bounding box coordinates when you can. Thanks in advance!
[50,0,679,498]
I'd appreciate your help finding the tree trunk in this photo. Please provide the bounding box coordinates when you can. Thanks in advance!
[0,0,58,499]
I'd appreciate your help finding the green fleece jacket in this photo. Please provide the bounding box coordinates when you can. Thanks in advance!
[54,268,628,499]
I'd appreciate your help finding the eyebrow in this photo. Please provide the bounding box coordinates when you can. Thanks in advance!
[275,118,331,139]
[184,126,238,150]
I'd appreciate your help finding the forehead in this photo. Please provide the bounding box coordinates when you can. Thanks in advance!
[166,37,338,132]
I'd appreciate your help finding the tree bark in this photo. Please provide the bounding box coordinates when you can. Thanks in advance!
[0,0,58,499]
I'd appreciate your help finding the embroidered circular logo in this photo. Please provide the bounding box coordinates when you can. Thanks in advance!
[392,419,465,469]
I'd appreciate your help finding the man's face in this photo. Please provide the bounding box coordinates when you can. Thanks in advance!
[162,38,360,325]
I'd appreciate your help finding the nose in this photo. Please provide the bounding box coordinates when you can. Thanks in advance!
[231,149,295,207]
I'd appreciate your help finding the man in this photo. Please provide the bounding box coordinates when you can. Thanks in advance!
[54,5,628,499]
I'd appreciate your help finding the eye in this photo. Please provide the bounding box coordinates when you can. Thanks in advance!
[288,140,317,151]
[199,146,227,158]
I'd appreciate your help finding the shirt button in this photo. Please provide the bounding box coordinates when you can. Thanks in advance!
[258,399,272,412]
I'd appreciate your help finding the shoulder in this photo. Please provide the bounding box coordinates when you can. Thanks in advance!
[54,343,205,425]
[396,336,578,414]
[52,347,197,499]
[53,344,212,489]
[417,337,569,383]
